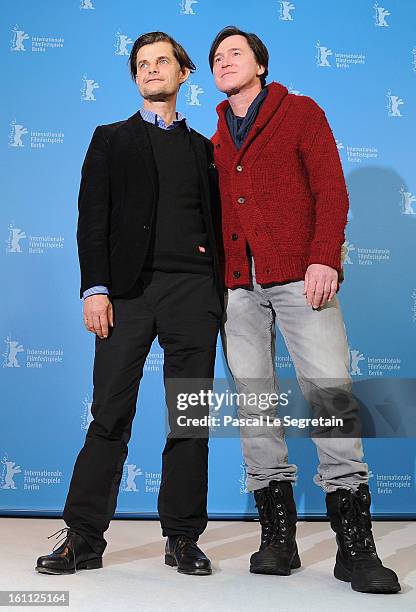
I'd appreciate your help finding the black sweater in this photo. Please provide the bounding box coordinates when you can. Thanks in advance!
[143,120,213,274]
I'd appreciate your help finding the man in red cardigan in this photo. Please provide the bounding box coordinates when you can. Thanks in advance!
[209,26,400,594]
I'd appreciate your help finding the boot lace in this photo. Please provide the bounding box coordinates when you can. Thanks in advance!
[47,527,77,571]
[173,535,197,555]
[340,491,378,559]
[256,488,289,548]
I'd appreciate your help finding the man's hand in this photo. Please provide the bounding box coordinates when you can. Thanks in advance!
[83,294,114,339]
[303,263,338,309]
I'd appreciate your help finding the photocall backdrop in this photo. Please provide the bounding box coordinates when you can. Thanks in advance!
[1,0,415,520]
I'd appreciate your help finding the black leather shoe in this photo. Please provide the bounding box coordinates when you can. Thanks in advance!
[165,535,212,575]
[35,527,103,575]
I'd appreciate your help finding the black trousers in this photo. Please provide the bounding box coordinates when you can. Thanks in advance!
[63,269,222,556]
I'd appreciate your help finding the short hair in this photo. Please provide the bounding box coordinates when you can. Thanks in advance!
[209,26,269,89]
[128,31,196,81]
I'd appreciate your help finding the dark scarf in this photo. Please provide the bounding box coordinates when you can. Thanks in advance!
[225,85,269,150]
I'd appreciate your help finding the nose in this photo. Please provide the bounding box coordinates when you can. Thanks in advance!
[146,61,159,75]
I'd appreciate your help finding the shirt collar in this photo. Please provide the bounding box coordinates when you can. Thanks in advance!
[139,107,191,132]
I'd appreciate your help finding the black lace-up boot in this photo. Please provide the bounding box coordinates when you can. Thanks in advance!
[35,528,103,574]
[250,480,301,575]
[326,484,401,593]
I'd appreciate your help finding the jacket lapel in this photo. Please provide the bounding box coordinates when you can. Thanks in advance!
[189,130,209,204]
[189,130,217,250]
[125,110,158,198]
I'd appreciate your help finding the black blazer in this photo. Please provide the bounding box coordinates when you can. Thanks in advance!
[76,110,224,305]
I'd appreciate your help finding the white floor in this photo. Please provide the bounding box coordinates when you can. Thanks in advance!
[1,517,415,611]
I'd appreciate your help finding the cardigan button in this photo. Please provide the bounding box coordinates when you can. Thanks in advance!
[231,233,238,241]
[233,271,241,279]
[236,165,243,172]
[143,225,150,231]
[265,267,271,274]
[237,197,245,204]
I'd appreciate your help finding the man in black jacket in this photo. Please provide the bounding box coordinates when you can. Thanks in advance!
[35,31,223,576]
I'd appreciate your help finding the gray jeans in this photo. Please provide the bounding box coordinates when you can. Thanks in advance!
[221,258,369,494]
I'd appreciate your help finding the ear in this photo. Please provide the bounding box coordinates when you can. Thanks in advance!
[257,64,266,77]
[179,66,191,85]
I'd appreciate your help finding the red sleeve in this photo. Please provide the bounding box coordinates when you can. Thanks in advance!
[300,109,349,273]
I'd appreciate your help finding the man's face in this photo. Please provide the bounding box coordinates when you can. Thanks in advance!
[212,34,265,95]
[135,41,189,101]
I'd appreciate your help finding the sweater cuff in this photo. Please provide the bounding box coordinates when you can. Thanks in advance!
[307,242,343,272]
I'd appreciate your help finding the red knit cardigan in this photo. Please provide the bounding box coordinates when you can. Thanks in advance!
[211,81,349,289]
